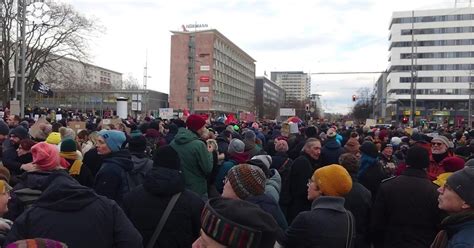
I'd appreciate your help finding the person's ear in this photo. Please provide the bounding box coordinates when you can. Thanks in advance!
[461,202,471,210]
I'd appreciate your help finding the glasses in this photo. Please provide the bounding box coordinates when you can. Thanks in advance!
[431,142,443,146]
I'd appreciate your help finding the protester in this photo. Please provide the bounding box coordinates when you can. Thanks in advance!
[280,164,354,247]
[286,138,322,224]
[59,139,93,187]
[0,180,12,245]
[358,141,388,199]
[339,153,372,248]
[429,135,453,180]
[123,145,204,247]
[215,139,248,193]
[320,128,345,166]
[371,146,445,248]
[127,135,153,189]
[431,167,474,247]
[192,197,279,248]
[170,114,213,198]
[94,130,132,204]
[16,139,35,166]
[3,126,29,176]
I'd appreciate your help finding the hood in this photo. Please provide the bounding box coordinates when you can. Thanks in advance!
[228,152,250,164]
[143,167,185,195]
[324,139,341,149]
[215,135,229,144]
[16,171,55,190]
[131,155,153,173]
[145,128,161,138]
[266,169,281,191]
[246,194,279,212]
[244,141,257,152]
[35,170,99,211]
[103,149,134,172]
[173,128,199,145]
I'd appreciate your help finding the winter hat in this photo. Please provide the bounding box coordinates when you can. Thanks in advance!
[251,155,272,169]
[0,180,12,194]
[0,166,11,182]
[274,139,289,153]
[446,167,474,207]
[227,164,266,199]
[153,145,181,170]
[406,145,430,169]
[312,164,352,197]
[305,126,318,138]
[186,114,206,132]
[228,139,245,154]
[45,132,61,145]
[59,127,75,141]
[98,130,126,153]
[326,128,337,138]
[251,122,259,129]
[60,138,77,152]
[200,197,278,248]
[440,157,465,172]
[391,137,402,146]
[431,135,450,147]
[128,135,147,153]
[10,126,28,139]
[0,120,9,136]
[247,159,272,178]
[380,143,393,152]
[359,141,378,158]
[31,142,61,171]
[243,130,256,142]
[339,153,359,174]
[344,138,360,154]
[6,238,68,248]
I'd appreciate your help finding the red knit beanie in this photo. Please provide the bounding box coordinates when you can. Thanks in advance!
[31,142,60,171]
[440,157,465,172]
[186,114,206,132]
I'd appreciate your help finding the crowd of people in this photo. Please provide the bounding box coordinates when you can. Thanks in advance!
[0,112,472,247]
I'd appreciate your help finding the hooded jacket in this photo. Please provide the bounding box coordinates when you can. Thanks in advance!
[94,149,134,204]
[246,194,288,231]
[320,138,345,166]
[129,153,153,189]
[170,128,213,196]
[123,167,204,248]
[215,152,249,193]
[5,171,142,248]
[266,169,282,203]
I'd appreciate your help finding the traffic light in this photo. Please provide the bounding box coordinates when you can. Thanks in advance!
[305,104,310,112]
[352,95,356,102]
[402,117,409,124]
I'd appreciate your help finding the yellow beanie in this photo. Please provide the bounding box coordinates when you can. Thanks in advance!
[313,164,352,197]
[433,172,453,187]
[0,180,12,194]
[46,132,61,145]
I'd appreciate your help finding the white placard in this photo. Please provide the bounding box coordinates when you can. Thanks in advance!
[159,108,174,119]
[102,119,111,125]
[279,108,296,117]
[200,65,210,71]
[34,114,39,121]
[200,87,209,93]
[0,112,4,118]
[365,119,376,127]
[56,114,62,121]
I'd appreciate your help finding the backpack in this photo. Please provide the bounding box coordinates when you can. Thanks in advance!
[277,158,293,206]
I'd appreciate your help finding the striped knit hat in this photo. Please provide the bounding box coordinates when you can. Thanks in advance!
[227,164,266,199]
[201,197,278,248]
[6,238,68,248]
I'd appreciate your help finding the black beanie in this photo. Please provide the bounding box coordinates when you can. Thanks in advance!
[0,121,9,136]
[153,145,181,170]
[446,167,474,207]
[406,145,430,169]
[128,135,147,153]
[305,126,318,138]
[359,141,379,158]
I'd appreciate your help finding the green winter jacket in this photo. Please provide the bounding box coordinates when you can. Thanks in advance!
[170,128,213,196]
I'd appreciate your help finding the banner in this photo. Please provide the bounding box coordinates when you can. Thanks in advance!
[32,79,53,96]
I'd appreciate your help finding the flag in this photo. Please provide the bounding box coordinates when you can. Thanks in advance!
[32,79,53,97]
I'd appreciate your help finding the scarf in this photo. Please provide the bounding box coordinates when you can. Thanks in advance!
[433,152,449,164]
[59,152,82,175]
[431,211,474,248]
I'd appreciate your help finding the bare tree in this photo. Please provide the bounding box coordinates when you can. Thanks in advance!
[122,74,141,90]
[351,86,375,123]
[0,0,102,103]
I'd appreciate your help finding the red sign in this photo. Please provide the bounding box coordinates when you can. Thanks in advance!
[200,76,210,82]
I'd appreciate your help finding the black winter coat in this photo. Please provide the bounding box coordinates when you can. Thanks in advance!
[246,194,288,231]
[5,171,142,248]
[370,168,445,248]
[281,196,355,248]
[320,138,344,166]
[94,150,133,204]
[287,153,321,224]
[344,175,372,248]
[83,147,103,178]
[122,167,204,248]
[2,140,21,176]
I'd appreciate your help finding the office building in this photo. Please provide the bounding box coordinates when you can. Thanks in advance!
[169,29,256,115]
[255,76,286,119]
[271,71,310,103]
[387,7,474,126]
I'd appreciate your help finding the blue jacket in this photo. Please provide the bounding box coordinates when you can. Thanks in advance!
[320,138,344,166]
[447,219,474,247]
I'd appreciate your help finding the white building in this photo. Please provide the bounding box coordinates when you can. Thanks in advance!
[387,7,474,126]
[270,71,310,103]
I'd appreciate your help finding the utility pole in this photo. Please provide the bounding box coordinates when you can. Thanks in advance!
[143,50,150,116]
[19,0,26,117]
[409,10,415,127]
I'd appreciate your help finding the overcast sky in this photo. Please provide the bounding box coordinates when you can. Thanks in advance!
[65,0,464,114]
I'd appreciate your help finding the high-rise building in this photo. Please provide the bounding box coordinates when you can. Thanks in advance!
[255,76,286,119]
[387,8,474,126]
[271,71,310,103]
[374,72,388,123]
[169,29,256,114]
